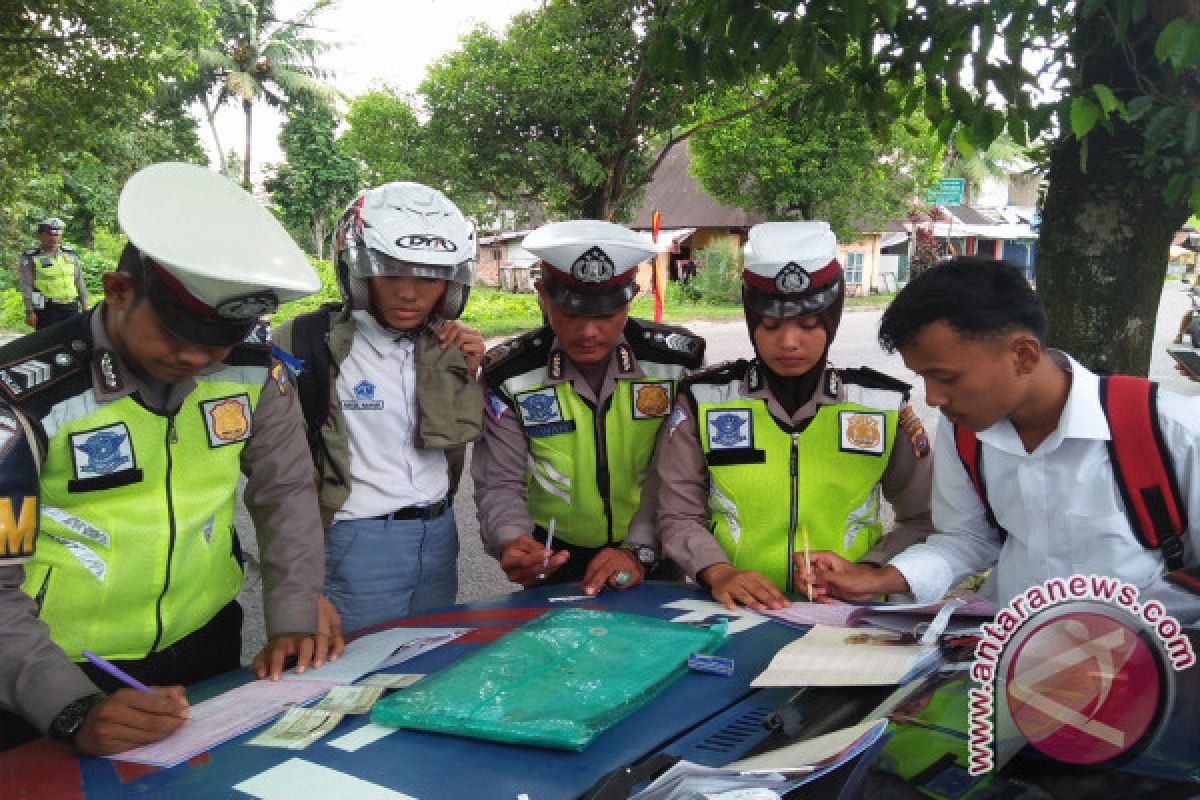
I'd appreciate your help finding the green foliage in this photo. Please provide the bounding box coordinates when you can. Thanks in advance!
[675,240,743,305]
[459,288,543,336]
[688,68,943,239]
[189,0,341,185]
[265,103,360,258]
[419,0,742,220]
[269,256,342,327]
[341,88,426,187]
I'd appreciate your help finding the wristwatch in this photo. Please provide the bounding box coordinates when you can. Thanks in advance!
[48,692,107,745]
[619,541,659,573]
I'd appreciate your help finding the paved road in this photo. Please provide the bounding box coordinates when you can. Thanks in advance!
[216,284,1199,659]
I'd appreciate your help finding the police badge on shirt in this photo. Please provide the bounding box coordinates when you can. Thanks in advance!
[68,422,143,491]
[514,387,575,437]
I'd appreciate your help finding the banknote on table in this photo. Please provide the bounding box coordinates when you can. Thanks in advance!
[312,685,384,714]
[357,673,424,690]
[247,707,344,749]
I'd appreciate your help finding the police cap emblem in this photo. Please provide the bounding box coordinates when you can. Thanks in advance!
[775,262,811,294]
[570,246,616,284]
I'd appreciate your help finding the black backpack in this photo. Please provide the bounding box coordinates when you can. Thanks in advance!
[283,302,342,461]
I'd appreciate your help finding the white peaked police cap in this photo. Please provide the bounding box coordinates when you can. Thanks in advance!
[742,221,842,295]
[118,162,321,311]
[523,220,657,315]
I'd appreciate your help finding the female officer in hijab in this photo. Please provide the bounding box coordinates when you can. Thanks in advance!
[652,221,935,610]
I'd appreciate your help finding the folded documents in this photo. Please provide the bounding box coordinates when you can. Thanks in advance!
[763,595,996,638]
[752,625,941,687]
[285,627,467,684]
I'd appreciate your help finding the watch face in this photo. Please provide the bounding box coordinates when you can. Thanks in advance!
[633,546,655,565]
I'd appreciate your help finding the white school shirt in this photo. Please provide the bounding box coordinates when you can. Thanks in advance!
[889,352,1200,623]
[333,311,449,521]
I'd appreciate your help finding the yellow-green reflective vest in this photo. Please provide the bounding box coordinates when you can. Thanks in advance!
[689,365,902,591]
[498,361,686,548]
[21,365,266,662]
[32,253,79,302]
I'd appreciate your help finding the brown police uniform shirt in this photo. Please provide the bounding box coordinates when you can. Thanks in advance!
[0,305,324,732]
[655,364,935,581]
[472,333,662,558]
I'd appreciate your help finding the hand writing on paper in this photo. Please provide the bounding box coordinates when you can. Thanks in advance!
[796,551,909,602]
[500,534,569,587]
[251,595,345,680]
[74,687,188,756]
[700,563,788,612]
[581,547,643,596]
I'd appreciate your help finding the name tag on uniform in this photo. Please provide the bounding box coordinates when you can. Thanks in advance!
[706,409,752,451]
[201,394,253,447]
[515,387,575,438]
[839,411,886,456]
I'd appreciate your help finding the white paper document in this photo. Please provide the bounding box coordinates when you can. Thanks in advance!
[112,679,337,767]
[751,625,940,687]
[234,758,417,799]
[284,627,466,684]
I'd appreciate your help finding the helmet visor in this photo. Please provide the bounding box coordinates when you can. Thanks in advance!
[341,245,474,285]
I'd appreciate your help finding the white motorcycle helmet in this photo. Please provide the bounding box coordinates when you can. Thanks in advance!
[333,182,476,320]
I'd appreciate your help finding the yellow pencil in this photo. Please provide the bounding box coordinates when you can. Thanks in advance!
[802,523,813,601]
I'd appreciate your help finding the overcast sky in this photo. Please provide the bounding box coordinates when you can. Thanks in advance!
[198,0,541,183]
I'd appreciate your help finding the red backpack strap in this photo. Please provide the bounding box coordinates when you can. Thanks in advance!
[952,423,1009,539]
[1100,375,1188,570]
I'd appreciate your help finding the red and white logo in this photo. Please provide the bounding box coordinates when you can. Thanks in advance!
[1005,611,1163,765]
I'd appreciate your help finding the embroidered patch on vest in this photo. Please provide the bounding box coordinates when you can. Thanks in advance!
[201,394,252,447]
[706,409,753,451]
[632,381,672,419]
[898,405,930,459]
[70,422,135,478]
[485,388,509,422]
[515,387,575,437]
[666,400,689,441]
[839,411,885,456]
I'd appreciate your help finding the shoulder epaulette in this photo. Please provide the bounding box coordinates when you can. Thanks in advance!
[682,359,748,388]
[837,366,911,397]
[626,318,705,368]
[60,246,75,253]
[0,316,92,406]
[482,325,553,381]
[21,248,38,257]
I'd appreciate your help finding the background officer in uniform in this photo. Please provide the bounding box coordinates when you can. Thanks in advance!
[653,221,934,611]
[0,163,339,756]
[473,220,705,594]
[18,217,89,329]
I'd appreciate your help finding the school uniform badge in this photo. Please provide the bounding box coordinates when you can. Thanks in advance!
[70,423,135,477]
[839,411,885,455]
[706,409,752,450]
[632,382,672,419]
[201,394,252,447]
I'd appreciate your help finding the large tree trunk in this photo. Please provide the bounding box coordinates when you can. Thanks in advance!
[1036,6,1191,376]
[242,98,254,188]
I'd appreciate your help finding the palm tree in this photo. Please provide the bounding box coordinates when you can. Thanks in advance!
[194,0,339,186]
[942,132,1029,206]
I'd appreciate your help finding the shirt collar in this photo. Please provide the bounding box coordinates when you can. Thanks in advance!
[742,360,842,423]
[352,310,419,359]
[544,334,643,386]
[975,349,1110,453]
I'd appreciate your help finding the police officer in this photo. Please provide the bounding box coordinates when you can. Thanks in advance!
[653,221,934,611]
[473,220,705,594]
[18,217,89,329]
[0,163,340,756]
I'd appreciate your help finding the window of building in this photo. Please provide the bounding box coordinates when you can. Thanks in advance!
[845,252,864,284]
[492,248,503,261]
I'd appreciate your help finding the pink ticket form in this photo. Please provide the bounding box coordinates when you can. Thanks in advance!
[110,679,338,767]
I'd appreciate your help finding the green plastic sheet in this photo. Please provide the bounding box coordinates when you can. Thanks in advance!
[371,608,726,751]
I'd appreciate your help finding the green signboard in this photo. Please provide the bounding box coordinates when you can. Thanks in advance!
[926,178,965,205]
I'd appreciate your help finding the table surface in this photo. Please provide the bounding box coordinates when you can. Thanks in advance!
[4,583,1199,800]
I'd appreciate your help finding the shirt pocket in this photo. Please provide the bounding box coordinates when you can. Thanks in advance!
[1063,510,1159,585]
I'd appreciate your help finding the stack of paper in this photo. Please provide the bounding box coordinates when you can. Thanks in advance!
[284,627,467,684]
[630,719,889,800]
[763,595,997,638]
[751,625,941,687]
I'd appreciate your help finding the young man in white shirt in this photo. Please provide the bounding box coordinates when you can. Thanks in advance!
[801,258,1200,622]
